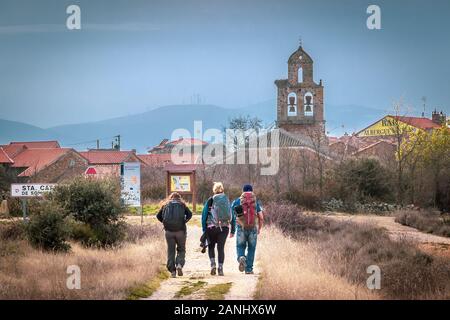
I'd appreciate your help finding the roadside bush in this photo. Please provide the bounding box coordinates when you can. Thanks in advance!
[69,220,96,245]
[281,189,321,210]
[51,177,122,226]
[25,202,71,252]
[0,221,25,241]
[89,222,127,247]
[68,219,126,247]
[321,198,346,212]
[51,177,125,247]
[328,158,394,203]
[265,201,450,299]
[395,210,450,237]
[141,185,165,201]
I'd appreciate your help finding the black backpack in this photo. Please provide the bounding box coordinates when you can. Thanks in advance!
[162,201,186,231]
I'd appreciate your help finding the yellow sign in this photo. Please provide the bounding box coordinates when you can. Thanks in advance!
[170,175,191,192]
[357,116,418,137]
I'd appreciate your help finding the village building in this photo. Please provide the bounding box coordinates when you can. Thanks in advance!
[80,149,145,177]
[140,138,206,167]
[0,141,88,183]
[275,45,326,140]
[356,112,445,139]
[327,111,447,164]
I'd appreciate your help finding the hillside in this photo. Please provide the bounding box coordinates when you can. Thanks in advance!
[0,119,55,145]
[1,102,387,152]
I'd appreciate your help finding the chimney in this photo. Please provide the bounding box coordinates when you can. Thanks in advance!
[432,109,446,125]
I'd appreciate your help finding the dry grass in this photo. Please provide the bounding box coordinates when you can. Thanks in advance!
[256,227,378,300]
[0,226,165,300]
[262,202,450,300]
[395,210,450,237]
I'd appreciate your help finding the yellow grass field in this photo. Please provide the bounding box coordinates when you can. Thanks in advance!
[0,231,165,300]
[256,226,379,300]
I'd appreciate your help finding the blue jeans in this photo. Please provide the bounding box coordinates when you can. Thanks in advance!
[236,225,258,272]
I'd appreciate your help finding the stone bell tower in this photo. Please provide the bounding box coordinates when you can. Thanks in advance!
[275,45,325,137]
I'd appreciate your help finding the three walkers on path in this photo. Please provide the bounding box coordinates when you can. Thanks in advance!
[157,182,264,278]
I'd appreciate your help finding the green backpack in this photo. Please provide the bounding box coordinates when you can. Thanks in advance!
[210,194,231,226]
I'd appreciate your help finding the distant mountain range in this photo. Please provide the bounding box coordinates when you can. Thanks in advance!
[1,102,386,152]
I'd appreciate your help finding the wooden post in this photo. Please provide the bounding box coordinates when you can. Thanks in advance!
[192,172,196,213]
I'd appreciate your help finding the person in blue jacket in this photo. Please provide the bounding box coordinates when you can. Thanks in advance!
[230,184,264,274]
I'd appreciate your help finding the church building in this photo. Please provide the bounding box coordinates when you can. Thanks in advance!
[275,45,325,138]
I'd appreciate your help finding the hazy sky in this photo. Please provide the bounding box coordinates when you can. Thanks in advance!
[0,0,449,127]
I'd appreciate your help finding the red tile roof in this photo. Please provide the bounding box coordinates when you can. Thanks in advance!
[11,148,72,177]
[353,140,397,155]
[392,116,441,130]
[9,141,60,149]
[163,163,200,172]
[138,153,173,166]
[171,138,208,145]
[2,144,28,158]
[79,150,141,165]
[138,153,201,167]
[0,147,14,164]
[147,138,208,153]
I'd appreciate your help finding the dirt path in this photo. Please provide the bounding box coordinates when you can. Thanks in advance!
[329,215,450,245]
[142,223,259,300]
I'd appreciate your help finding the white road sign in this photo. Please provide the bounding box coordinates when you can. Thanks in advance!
[11,183,57,197]
[120,162,141,207]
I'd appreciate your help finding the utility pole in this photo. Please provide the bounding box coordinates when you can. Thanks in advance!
[112,135,121,150]
[421,96,427,118]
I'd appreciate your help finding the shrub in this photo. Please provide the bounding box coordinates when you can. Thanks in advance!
[0,221,25,241]
[265,201,450,299]
[68,219,96,245]
[141,185,165,201]
[89,222,127,247]
[328,158,394,203]
[395,210,450,237]
[321,198,346,212]
[68,219,126,247]
[51,177,125,247]
[281,189,321,210]
[25,202,71,252]
[51,177,122,226]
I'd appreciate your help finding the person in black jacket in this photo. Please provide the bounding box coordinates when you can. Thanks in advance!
[157,192,192,278]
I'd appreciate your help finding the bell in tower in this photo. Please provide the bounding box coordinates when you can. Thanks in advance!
[274,44,325,137]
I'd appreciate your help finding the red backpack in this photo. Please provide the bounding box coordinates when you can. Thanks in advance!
[240,192,256,229]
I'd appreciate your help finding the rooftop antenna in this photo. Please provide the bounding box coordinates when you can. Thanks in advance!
[298,36,302,48]
[421,96,427,117]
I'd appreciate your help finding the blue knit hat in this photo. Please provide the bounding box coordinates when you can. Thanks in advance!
[243,184,253,192]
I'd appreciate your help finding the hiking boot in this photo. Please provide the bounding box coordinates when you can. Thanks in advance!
[238,256,247,272]
[171,271,177,278]
[211,267,217,276]
[176,265,183,277]
[245,270,254,275]
[218,266,224,276]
